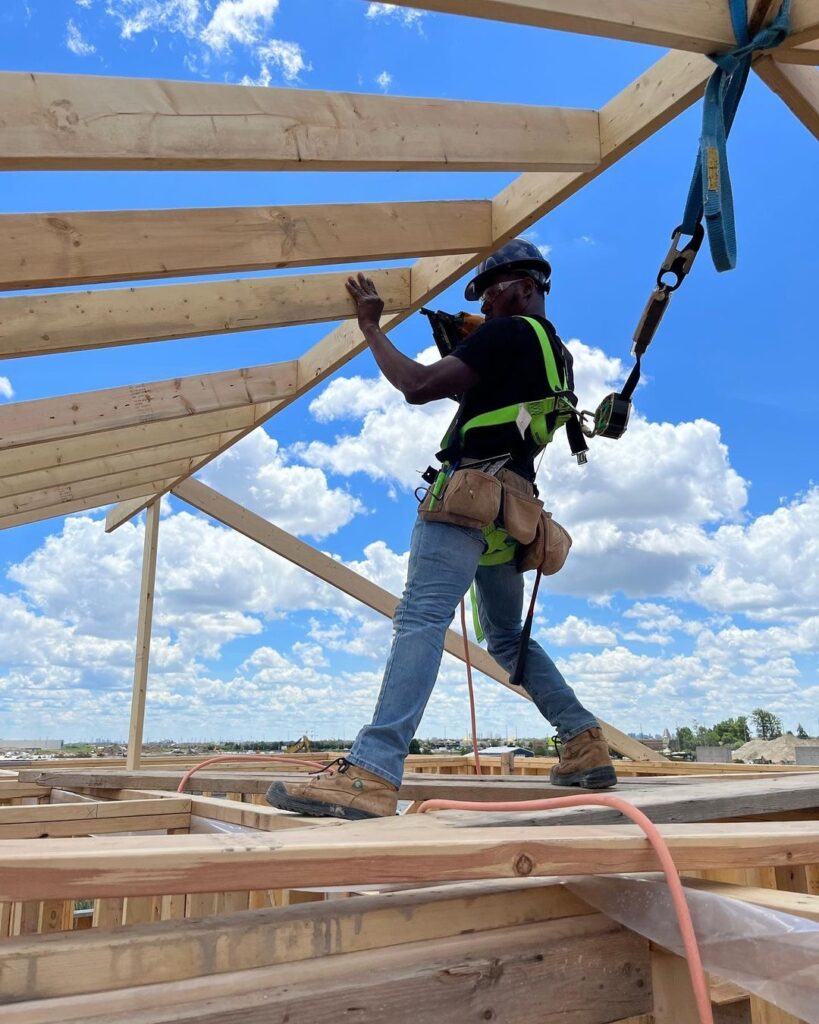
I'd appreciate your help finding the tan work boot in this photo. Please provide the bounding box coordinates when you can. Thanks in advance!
[266,758,398,820]
[550,728,617,789]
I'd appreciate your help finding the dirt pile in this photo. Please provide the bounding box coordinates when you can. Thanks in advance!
[733,735,818,763]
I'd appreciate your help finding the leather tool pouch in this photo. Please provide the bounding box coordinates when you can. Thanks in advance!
[496,469,542,544]
[418,468,502,530]
[517,510,572,575]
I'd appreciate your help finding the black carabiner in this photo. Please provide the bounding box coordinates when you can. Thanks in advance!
[656,222,705,292]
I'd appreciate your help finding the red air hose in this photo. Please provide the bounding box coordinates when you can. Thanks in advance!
[176,754,329,794]
[460,597,482,776]
[417,792,713,1024]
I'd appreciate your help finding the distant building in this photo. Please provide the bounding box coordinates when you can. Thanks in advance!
[479,745,535,758]
[0,739,63,751]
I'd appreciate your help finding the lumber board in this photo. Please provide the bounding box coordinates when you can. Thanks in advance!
[0,433,230,500]
[684,877,819,922]
[0,268,411,360]
[25,768,819,826]
[0,797,188,824]
[0,413,248,480]
[0,72,600,172]
[370,0,819,62]
[755,57,819,137]
[1,818,818,902]
[103,47,716,539]
[0,879,592,1003]
[0,200,492,290]
[172,478,655,762]
[0,477,180,531]
[127,500,160,770]
[0,359,298,452]
[433,772,819,827]
[0,914,650,1024]
[0,457,212,521]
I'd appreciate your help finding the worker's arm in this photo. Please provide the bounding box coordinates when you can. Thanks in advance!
[346,273,478,404]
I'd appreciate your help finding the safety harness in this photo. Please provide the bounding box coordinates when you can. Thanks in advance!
[424,316,581,570]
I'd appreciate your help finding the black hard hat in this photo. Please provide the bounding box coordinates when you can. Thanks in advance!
[464,237,552,301]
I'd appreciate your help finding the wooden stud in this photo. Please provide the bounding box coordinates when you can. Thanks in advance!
[127,502,161,771]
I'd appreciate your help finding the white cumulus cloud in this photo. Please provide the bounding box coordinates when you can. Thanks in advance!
[200,0,279,51]
[66,18,96,53]
[0,376,13,401]
[199,429,364,540]
[376,69,392,91]
[366,3,425,27]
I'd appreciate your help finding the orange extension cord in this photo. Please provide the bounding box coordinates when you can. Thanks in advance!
[176,754,328,793]
[417,791,714,1024]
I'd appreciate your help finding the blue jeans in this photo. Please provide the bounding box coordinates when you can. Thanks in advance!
[348,517,599,787]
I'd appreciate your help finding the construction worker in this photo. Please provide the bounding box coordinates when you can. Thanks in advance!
[266,239,616,820]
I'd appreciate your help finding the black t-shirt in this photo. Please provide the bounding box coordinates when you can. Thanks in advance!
[449,315,574,479]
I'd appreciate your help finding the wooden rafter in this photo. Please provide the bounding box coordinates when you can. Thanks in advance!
[104,48,717,532]
[755,55,819,135]
[174,478,664,763]
[0,200,492,290]
[370,0,819,64]
[0,71,601,172]
[0,360,299,451]
[0,268,410,360]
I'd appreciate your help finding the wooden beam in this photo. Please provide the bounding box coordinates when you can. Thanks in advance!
[0,72,600,172]
[755,57,819,137]
[0,914,649,1024]
[359,0,819,58]
[104,48,716,533]
[0,456,215,521]
[0,200,492,290]
[0,880,592,1002]
[1,818,818,902]
[683,877,819,923]
[127,502,160,771]
[0,433,230,500]
[0,268,411,360]
[0,478,180,531]
[0,797,189,840]
[0,359,299,451]
[173,478,658,763]
[0,413,252,480]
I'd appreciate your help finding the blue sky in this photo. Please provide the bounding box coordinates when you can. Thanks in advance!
[0,0,817,745]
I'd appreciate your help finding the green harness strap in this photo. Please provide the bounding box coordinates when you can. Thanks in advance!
[434,317,574,586]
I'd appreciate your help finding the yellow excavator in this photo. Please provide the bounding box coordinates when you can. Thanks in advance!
[286,735,312,754]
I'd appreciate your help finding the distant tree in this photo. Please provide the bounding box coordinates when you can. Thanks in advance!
[751,708,783,740]
[711,716,751,747]
[408,739,422,755]
[796,723,809,739]
[676,726,696,752]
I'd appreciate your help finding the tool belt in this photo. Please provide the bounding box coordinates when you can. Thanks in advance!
[418,463,571,575]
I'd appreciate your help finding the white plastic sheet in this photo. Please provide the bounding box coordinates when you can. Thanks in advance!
[563,874,819,1023]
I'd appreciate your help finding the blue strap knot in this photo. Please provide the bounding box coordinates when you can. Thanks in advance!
[681,0,792,272]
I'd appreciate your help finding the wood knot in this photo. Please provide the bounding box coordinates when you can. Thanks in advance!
[514,853,533,876]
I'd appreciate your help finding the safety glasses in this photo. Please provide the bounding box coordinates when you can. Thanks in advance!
[479,278,529,305]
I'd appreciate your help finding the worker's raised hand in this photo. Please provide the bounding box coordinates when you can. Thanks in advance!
[346,272,384,329]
